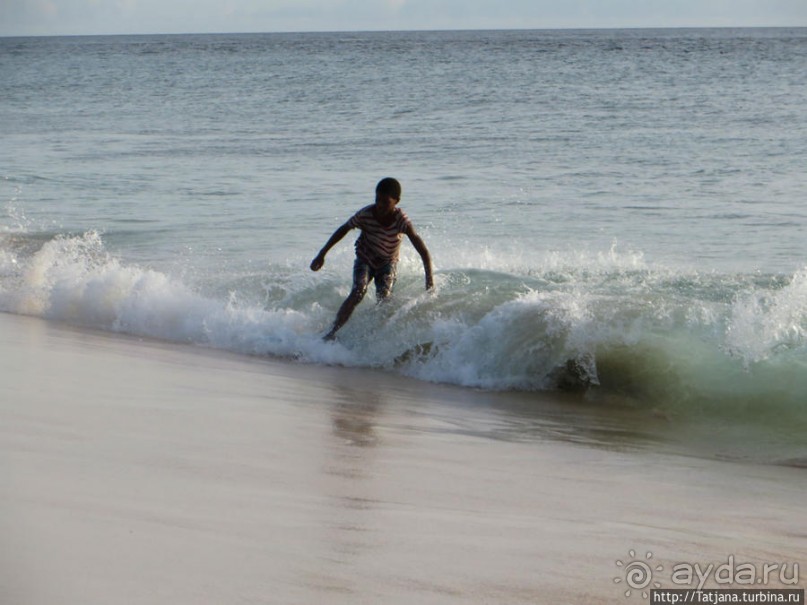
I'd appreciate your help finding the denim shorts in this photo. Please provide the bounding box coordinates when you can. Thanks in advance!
[352,258,397,300]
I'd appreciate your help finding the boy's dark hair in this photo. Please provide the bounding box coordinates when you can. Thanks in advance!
[376,177,402,200]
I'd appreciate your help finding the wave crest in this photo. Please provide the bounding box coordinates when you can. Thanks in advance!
[1,230,805,428]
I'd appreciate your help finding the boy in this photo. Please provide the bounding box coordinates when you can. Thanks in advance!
[310,177,433,340]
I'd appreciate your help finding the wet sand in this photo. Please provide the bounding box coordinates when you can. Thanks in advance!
[1,312,805,604]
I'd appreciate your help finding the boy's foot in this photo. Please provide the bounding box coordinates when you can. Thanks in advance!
[323,330,336,342]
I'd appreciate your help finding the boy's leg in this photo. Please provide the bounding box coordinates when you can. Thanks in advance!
[374,262,398,301]
[324,260,370,340]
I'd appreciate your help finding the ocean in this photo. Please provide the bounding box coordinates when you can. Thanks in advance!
[2,28,807,463]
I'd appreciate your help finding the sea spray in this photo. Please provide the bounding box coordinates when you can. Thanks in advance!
[1,230,805,432]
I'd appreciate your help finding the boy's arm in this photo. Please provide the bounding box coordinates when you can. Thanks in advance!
[310,222,352,271]
[405,225,434,290]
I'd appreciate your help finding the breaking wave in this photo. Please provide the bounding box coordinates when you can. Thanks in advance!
[1,229,806,433]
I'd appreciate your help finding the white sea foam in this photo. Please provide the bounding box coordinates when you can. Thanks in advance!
[4,230,805,429]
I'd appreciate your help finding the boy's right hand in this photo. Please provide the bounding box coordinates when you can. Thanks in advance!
[310,254,325,271]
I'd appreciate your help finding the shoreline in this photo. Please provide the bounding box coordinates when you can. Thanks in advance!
[1,312,805,604]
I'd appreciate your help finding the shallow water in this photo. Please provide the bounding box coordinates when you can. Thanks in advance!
[2,312,806,605]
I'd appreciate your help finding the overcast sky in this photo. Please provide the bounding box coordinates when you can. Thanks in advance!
[2,0,806,37]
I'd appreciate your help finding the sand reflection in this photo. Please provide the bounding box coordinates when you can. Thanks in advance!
[306,386,386,595]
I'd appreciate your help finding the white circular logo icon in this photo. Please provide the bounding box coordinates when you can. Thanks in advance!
[614,550,663,598]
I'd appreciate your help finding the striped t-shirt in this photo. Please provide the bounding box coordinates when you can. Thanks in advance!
[347,205,413,269]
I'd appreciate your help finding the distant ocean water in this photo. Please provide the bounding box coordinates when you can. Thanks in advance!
[2,29,806,456]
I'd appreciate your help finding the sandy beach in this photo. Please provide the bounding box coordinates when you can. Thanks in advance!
[1,311,805,604]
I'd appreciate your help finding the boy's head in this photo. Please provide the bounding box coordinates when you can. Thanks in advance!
[376,177,401,201]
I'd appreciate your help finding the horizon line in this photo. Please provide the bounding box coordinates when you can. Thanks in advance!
[2,24,806,39]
